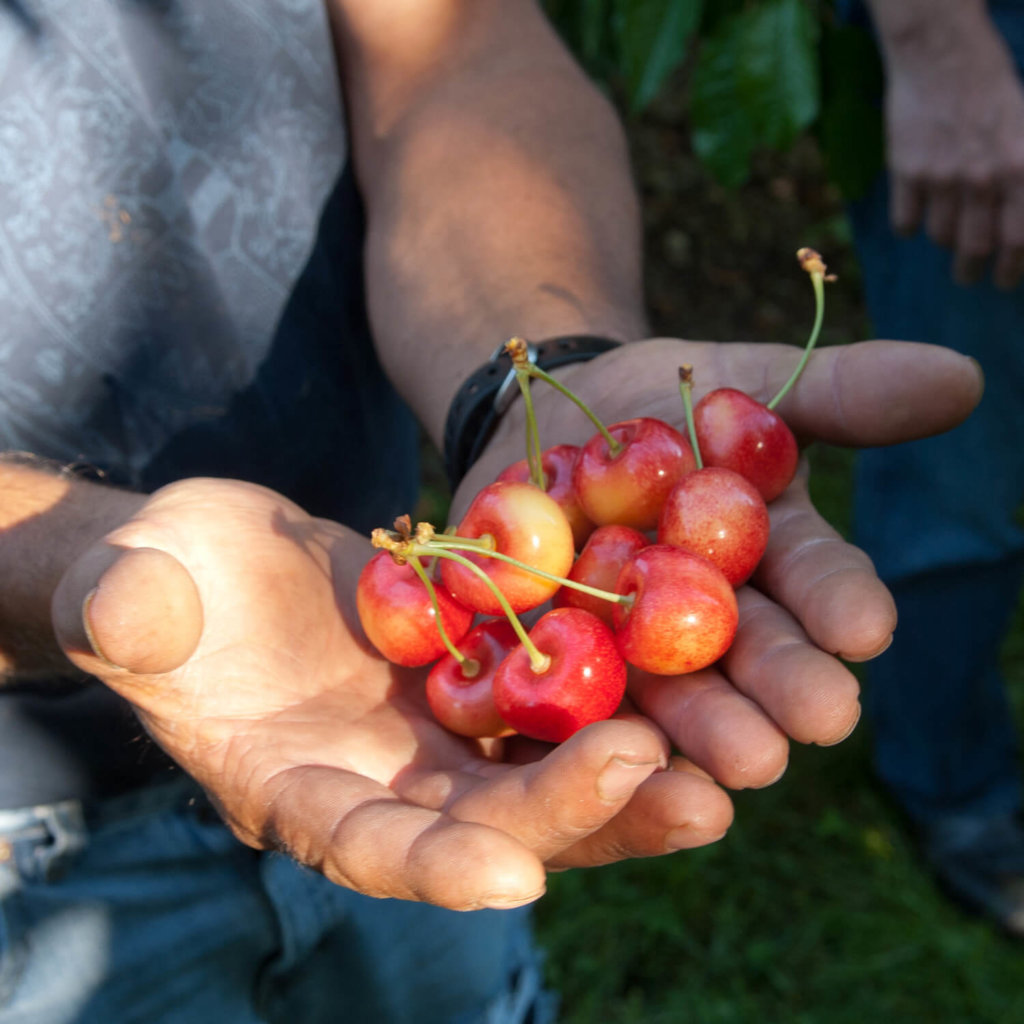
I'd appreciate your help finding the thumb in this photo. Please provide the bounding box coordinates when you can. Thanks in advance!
[52,545,203,676]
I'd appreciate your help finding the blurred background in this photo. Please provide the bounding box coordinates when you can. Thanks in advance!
[421,2,1024,1020]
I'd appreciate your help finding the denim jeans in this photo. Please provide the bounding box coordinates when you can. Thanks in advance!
[847,1,1024,823]
[0,779,555,1024]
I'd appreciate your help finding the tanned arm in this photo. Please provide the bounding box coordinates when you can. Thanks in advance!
[327,0,649,446]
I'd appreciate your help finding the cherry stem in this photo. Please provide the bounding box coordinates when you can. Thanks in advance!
[409,544,551,673]
[677,365,703,470]
[427,536,632,608]
[504,339,621,458]
[766,247,832,412]
[407,555,467,666]
[513,365,548,490]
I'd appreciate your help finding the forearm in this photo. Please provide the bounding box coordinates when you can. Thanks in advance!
[328,0,648,447]
[864,0,1006,71]
[0,457,143,679]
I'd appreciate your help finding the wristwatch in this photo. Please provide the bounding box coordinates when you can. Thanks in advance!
[442,334,622,491]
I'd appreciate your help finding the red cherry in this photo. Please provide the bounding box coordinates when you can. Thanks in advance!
[572,417,696,531]
[440,480,574,615]
[613,545,738,675]
[693,388,798,503]
[553,524,649,626]
[426,618,518,738]
[356,551,474,667]
[496,443,595,551]
[493,607,627,743]
[657,466,770,587]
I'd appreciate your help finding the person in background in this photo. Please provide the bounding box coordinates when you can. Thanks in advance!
[0,1,982,1021]
[850,0,1024,936]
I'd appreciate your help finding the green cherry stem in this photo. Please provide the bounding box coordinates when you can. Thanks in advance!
[678,365,703,470]
[526,363,622,456]
[766,247,833,412]
[426,536,633,609]
[513,364,547,490]
[503,336,622,459]
[415,545,551,673]
[407,555,476,673]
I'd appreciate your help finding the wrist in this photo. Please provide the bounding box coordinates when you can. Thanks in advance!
[867,0,998,67]
[442,334,626,492]
[0,458,145,679]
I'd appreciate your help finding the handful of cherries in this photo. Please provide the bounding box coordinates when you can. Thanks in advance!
[357,249,834,744]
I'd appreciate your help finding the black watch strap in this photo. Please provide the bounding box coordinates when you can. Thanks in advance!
[442,334,622,492]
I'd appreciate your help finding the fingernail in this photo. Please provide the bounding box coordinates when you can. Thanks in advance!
[81,588,125,670]
[597,758,660,803]
[665,826,728,851]
[477,887,546,910]
[843,632,893,664]
[818,703,862,748]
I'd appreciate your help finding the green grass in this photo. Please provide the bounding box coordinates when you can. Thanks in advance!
[533,444,1024,1024]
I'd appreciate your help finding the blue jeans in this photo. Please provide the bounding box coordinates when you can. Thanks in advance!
[0,780,555,1024]
[848,0,1024,822]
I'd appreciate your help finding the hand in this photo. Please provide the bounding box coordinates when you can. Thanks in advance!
[880,15,1024,289]
[463,336,983,785]
[51,478,733,910]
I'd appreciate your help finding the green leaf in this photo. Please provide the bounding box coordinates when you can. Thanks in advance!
[690,0,821,187]
[817,22,885,199]
[615,0,704,111]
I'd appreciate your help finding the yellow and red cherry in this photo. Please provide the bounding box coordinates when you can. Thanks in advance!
[657,465,770,587]
[496,443,595,550]
[493,606,628,743]
[572,417,696,531]
[613,544,738,675]
[692,388,799,503]
[440,480,575,615]
[426,618,518,739]
[356,551,474,667]
[553,524,649,626]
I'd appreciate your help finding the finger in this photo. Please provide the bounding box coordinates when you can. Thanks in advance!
[52,544,203,676]
[954,184,998,284]
[891,176,925,237]
[628,666,789,791]
[722,587,862,746]
[770,340,983,447]
[752,474,897,662]
[994,186,1024,290]
[255,764,548,911]
[547,758,735,868]
[439,718,669,861]
[925,182,960,248]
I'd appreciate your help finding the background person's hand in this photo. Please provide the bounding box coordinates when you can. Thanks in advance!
[877,6,1024,289]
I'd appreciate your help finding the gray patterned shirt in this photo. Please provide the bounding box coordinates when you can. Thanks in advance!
[0,0,347,482]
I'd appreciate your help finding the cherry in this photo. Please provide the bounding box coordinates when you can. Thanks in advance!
[496,443,594,550]
[553,524,649,626]
[690,248,833,503]
[692,388,799,503]
[613,545,738,676]
[493,606,627,743]
[439,480,574,615]
[572,417,696,531]
[426,618,518,738]
[356,550,474,667]
[657,465,770,586]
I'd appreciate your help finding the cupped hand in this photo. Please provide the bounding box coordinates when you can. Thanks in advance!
[463,336,983,790]
[51,477,733,909]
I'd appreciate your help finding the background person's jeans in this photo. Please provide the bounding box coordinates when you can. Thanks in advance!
[0,779,554,1024]
[848,0,1024,824]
